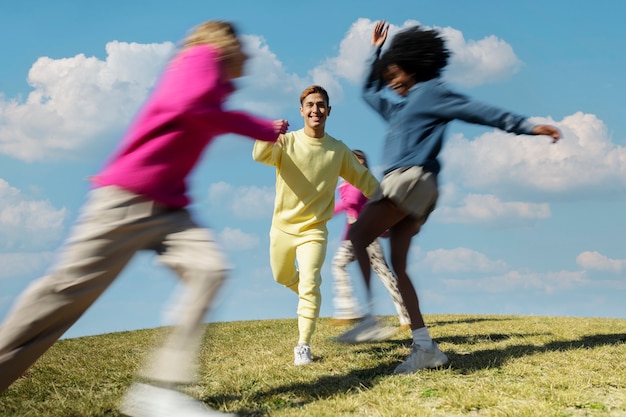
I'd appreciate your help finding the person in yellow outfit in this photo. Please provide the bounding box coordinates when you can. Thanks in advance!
[253,85,379,366]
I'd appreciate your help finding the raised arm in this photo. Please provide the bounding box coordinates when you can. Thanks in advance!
[363,21,395,120]
[371,20,389,48]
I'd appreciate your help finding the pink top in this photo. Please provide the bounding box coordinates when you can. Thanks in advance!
[95,45,279,208]
[334,179,368,240]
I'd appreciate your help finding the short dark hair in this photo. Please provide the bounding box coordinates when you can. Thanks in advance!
[376,26,450,83]
[299,85,330,106]
[352,149,368,168]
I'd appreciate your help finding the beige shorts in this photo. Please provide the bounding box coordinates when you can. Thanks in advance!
[370,166,439,226]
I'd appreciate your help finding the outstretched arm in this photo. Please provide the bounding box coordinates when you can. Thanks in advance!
[532,124,561,143]
[253,130,289,166]
[272,119,290,136]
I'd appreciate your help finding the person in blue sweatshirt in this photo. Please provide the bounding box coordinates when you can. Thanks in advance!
[337,21,561,374]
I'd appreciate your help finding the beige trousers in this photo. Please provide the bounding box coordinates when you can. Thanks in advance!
[0,186,228,393]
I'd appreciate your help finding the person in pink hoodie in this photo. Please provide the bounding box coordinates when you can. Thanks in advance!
[331,150,410,338]
[0,21,288,417]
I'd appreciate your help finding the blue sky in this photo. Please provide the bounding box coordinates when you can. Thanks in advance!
[1,1,625,339]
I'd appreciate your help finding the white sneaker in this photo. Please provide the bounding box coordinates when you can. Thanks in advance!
[335,316,398,344]
[120,383,237,417]
[393,342,449,374]
[293,344,312,366]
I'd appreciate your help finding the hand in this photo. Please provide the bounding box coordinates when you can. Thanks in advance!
[272,119,289,136]
[532,124,561,144]
[371,21,389,48]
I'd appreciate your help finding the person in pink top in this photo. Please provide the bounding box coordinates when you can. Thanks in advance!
[0,21,288,417]
[331,150,410,336]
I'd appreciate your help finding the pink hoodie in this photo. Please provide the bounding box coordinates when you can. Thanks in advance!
[96,44,278,208]
[334,179,368,240]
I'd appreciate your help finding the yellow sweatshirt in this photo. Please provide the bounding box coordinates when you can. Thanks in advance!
[253,129,379,234]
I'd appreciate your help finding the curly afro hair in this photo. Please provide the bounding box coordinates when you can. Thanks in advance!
[376,26,450,83]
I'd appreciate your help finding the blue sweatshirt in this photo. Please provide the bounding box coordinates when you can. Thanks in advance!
[362,47,536,175]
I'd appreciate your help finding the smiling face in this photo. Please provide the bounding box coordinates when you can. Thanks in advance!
[300,92,331,137]
[382,64,417,97]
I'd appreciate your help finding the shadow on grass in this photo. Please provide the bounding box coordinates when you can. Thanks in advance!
[203,331,626,415]
[429,316,516,327]
[195,317,626,415]
[204,360,399,416]
[439,332,551,345]
[444,332,626,373]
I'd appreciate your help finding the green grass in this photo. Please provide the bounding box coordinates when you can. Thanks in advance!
[1,315,625,416]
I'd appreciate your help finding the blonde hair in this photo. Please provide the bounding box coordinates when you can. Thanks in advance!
[182,21,241,62]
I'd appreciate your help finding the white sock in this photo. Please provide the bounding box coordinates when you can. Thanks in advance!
[412,327,434,349]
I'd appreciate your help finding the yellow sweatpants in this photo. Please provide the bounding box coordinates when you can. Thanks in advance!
[269,227,327,346]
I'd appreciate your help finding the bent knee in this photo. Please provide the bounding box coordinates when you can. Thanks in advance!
[275,273,299,289]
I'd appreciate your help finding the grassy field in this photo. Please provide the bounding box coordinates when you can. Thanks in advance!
[1,314,625,416]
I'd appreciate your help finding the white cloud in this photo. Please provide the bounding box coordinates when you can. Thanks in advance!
[436,193,551,225]
[232,185,275,218]
[0,41,174,162]
[412,246,624,294]
[576,251,626,273]
[208,182,274,219]
[442,112,626,199]
[232,34,310,114]
[207,181,233,203]
[0,179,67,250]
[0,20,525,163]
[318,18,521,90]
[441,27,523,87]
[442,269,590,294]
[420,247,509,273]
[217,227,260,251]
[0,35,310,162]
[317,18,376,85]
